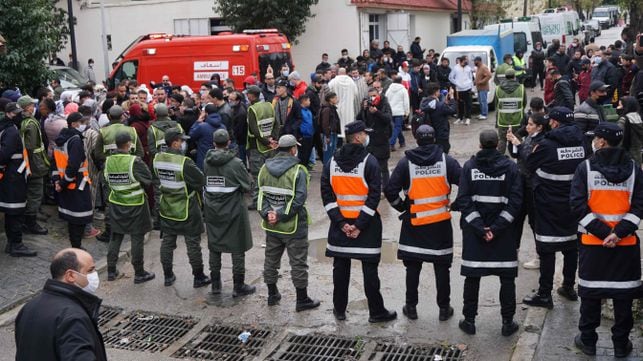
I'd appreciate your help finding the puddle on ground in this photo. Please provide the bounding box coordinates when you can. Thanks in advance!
[308,238,399,264]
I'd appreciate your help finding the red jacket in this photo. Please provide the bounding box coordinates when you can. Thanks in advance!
[293,81,308,100]
[544,65,557,104]
[577,69,592,104]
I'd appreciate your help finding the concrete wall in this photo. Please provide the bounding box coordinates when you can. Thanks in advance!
[412,11,455,55]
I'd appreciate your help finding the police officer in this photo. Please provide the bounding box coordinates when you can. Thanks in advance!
[104,132,155,284]
[385,125,461,321]
[321,121,397,323]
[94,105,144,243]
[1,103,37,257]
[258,134,320,312]
[153,128,210,288]
[52,112,93,249]
[495,69,526,154]
[17,96,48,235]
[570,122,641,358]
[246,85,279,209]
[524,107,586,308]
[512,51,526,82]
[204,129,254,297]
[147,103,183,229]
[453,130,523,336]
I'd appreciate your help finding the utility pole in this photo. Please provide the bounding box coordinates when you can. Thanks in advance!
[457,0,462,32]
[100,0,110,81]
[523,0,528,16]
[67,0,78,70]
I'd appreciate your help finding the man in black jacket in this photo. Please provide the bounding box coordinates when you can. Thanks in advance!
[420,82,457,153]
[15,248,107,361]
[357,87,393,192]
[547,69,574,110]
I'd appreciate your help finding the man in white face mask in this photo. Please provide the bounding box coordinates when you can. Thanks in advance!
[15,248,108,361]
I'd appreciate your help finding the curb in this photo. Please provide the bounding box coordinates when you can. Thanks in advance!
[510,306,548,361]
[0,232,151,327]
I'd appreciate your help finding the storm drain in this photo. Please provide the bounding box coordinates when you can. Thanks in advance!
[172,324,272,360]
[268,334,364,360]
[369,342,466,361]
[102,311,197,353]
[98,305,123,328]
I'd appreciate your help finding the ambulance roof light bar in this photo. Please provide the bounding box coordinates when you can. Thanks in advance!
[242,29,280,34]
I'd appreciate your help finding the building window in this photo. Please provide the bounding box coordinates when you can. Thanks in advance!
[174,18,209,36]
[369,14,380,42]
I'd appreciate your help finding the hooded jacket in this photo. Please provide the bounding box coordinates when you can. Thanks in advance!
[148,116,180,160]
[618,105,643,166]
[203,147,253,252]
[189,112,225,170]
[526,123,586,252]
[0,117,27,215]
[420,96,457,141]
[357,96,393,160]
[321,143,382,260]
[496,78,527,113]
[549,78,574,109]
[385,144,461,263]
[259,152,308,238]
[570,147,642,298]
[454,148,523,277]
[15,279,107,361]
[385,82,410,117]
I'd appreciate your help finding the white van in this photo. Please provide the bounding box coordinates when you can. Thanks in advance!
[438,45,498,108]
[592,7,612,29]
[537,13,575,48]
[484,17,545,62]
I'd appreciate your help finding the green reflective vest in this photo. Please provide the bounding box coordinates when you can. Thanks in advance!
[247,102,276,153]
[153,152,192,221]
[512,55,526,76]
[100,124,137,155]
[496,83,525,127]
[20,117,49,168]
[151,124,183,154]
[104,154,145,206]
[257,163,308,234]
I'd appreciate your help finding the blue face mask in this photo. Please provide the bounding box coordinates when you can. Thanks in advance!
[593,56,602,66]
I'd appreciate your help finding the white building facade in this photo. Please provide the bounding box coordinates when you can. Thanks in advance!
[58,0,470,83]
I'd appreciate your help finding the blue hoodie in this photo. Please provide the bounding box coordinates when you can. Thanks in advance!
[300,107,314,138]
[189,112,224,169]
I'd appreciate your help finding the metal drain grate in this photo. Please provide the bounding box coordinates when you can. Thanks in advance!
[268,334,363,360]
[369,342,466,361]
[172,324,272,360]
[98,305,122,328]
[102,311,197,353]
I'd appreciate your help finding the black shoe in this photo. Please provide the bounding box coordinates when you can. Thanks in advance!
[523,291,554,309]
[368,310,397,323]
[295,297,321,312]
[439,306,454,321]
[134,271,155,284]
[400,143,406,148]
[614,340,633,358]
[574,334,596,356]
[164,274,176,287]
[95,232,110,243]
[107,269,120,281]
[333,308,346,321]
[211,277,222,295]
[233,283,256,297]
[459,319,476,335]
[193,275,211,288]
[390,145,396,152]
[23,219,48,235]
[557,286,578,301]
[501,319,519,336]
[267,292,281,306]
[8,243,37,257]
[402,305,418,320]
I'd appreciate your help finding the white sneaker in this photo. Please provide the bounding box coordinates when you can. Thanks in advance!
[464,118,471,126]
[478,115,487,120]
[454,119,463,125]
[523,258,540,270]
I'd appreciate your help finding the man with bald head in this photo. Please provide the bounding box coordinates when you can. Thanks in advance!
[15,248,107,361]
[328,67,360,140]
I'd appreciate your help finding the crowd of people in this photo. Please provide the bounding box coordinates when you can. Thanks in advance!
[3,28,643,360]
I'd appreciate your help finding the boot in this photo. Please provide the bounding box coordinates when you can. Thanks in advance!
[439,306,454,321]
[614,340,633,358]
[295,288,320,312]
[134,271,155,284]
[557,286,578,301]
[267,283,281,306]
[501,318,519,336]
[8,242,37,257]
[523,291,554,309]
[163,266,176,287]
[232,274,255,297]
[107,268,120,281]
[192,268,211,288]
[96,225,111,243]
[574,334,596,356]
[459,318,476,335]
[23,215,48,235]
[368,309,397,323]
[210,273,222,295]
[402,304,418,320]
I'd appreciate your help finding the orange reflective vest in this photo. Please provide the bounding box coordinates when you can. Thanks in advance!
[407,154,451,226]
[53,136,90,191]
[580,160,637,246]
[329,154,374,219]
